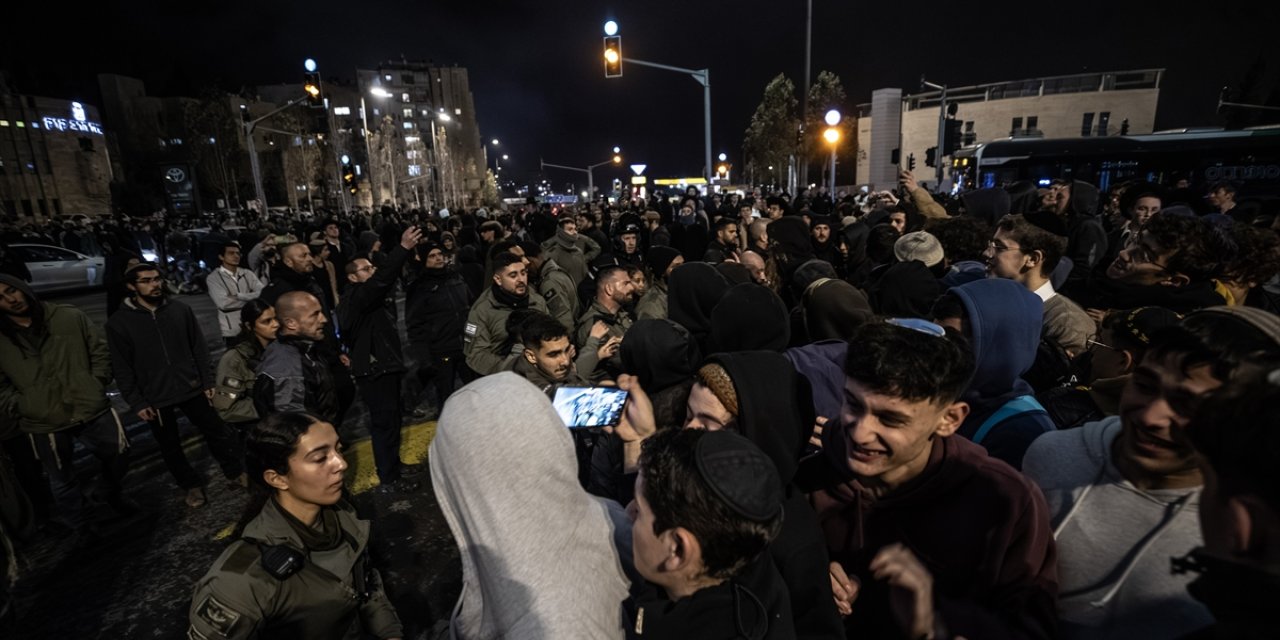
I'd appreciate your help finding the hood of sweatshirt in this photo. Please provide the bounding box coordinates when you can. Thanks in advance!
[960,188,1012,226]
[667,262,730,343]
[802,278,873,342]
[707,351,813,486]
[620,319,700,394]
[950,278,1043,402]
[708,283,790,353]
[1069,180,1100,218]
[429,373,631,638]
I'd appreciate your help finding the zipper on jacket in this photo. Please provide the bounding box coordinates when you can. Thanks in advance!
[151,308,173,365]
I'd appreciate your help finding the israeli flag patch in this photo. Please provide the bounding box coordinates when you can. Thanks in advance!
[465,323,478,337]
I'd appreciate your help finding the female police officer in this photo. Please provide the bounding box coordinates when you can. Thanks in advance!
[188,412,403,639]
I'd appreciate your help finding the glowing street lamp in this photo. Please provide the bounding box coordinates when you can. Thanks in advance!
[823,125,841,195]
[604,20,618,36]
[824,108,841,127]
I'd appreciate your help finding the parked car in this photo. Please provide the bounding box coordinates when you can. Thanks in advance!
[10,244,105,293]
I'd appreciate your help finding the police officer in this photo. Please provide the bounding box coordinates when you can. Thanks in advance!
[189,412,403,640]
[463,252,549,376]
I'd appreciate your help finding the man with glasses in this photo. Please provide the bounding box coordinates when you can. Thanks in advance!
[106,263,245,508]
[1022,307,1280,639]
[807,319,1058,640]
[1073,211,1232,315]
[984,214,1096,357]
[337,226,424,492]
[207,242,263,348]
[1036,307,1181,430]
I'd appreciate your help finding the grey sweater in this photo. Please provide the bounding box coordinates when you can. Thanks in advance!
[1043,292,1095,356]
[1022,417,1211,639]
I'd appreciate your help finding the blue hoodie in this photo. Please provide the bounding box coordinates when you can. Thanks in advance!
[950,279,1054,469]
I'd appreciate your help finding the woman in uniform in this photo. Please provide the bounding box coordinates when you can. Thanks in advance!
[188,412,403,640]
[211,299,277,437]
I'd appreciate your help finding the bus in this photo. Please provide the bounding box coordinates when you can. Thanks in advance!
[951,128,1280,202]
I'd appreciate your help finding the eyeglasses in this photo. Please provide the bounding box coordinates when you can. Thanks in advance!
[1122,235,1172,271]
[355,265,376,273]
[986,240,1022,253]
[1087,338,1120,352]
[886,317,947,337]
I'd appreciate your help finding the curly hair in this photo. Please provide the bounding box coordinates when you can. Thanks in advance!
[1142,213,1235,282]
[845,320,975,404]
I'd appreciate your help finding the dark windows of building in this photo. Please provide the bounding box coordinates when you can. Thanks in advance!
[21,200,32,216]
[1011,117,1023,135]
[79,137,95,152]
[38,199,48,217]
[963,120,976,146]
[1097,111,1111,136]
[402,74,414,85]
[53,199,61,215]
[1026,116,1039,132]
[2,201,14,216]
[1082,112,1095,137]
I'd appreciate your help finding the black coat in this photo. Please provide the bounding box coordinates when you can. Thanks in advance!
[336,246,410,379]
[405,264,472,356]
[105,297,213,413]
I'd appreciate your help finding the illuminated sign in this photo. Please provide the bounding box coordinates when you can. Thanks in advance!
[630,176,647,185]
[654,177,708,185]
[630,164,647,175]
[41,102,103,136]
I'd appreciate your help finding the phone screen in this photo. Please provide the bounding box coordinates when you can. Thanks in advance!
[552,386,630,429]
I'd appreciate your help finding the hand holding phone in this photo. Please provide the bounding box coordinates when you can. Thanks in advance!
[552,386,630,429]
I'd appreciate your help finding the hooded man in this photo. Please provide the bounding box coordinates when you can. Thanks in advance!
[463,252,550,376]
[707,283,790,354]
[1048,179,1109,285]
[666,262,731,356]
[430,373,633,639]
[541,217,601,287]
[106,263,244,508]
[0,275,132,532]
[1022,307,1280,639]
[933,278,1054,469]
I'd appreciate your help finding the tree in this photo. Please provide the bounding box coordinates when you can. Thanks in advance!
[184,91,246,212]
[743,74,799,187]
[479,169,501,209]
[804,71,850,187]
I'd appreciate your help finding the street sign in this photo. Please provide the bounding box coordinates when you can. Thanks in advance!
[631,176,647,185]
[630,164,647,175]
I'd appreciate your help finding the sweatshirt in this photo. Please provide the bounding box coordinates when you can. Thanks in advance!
[105,297,213,413]
[1021,417,1212,639]
[430,373,632,639]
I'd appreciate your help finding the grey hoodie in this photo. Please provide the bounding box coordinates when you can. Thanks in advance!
[430,373,632,639]
[1022,416,1211,639]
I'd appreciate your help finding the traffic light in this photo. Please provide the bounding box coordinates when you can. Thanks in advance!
[612,153,622,164]
[925,146,937,168]
[907,153,916,171]
[1119,118,1130,135]
[603,36,622,78]
[341,156,356,193]
[942,119,963,156]
[303,72,322,106]
[891,148,900,166]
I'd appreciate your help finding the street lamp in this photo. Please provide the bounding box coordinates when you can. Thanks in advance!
[823,125,841,196]
[604,20,618,36]
[360,88,393,206]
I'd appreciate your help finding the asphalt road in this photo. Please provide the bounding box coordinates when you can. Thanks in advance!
[9,286,463,638]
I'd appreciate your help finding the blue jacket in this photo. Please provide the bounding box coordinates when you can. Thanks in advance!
[950,279,1054,469]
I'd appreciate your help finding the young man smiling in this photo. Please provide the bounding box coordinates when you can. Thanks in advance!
[1022,306,1280,639]
[807,319,1057,640]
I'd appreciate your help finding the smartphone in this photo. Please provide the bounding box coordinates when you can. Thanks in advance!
[552,386,629,429]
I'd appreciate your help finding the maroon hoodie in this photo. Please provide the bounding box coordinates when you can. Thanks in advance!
[810,434,1058,639]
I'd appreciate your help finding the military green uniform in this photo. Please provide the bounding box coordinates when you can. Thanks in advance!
[574,300,632,381]
[537,259,579,331]
[541,229,601,287]
[462,286,549,376]
[634,281,668,321]
[188,499,402,640]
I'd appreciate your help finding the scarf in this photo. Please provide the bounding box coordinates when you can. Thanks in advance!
[491,282,531,309]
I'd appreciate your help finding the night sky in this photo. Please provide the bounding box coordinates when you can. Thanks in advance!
[6,1,1279,187]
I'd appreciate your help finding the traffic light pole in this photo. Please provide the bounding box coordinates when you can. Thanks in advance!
[921,79,947,189]
[623,58,712,184]
[243,96,308,213]
[541,158,617,202]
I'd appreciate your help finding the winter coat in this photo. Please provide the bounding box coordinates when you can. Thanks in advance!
[336,245,410,379]
[106,297,214,414]
[254,335,338,423]
[212,338,265,425]
[405,264,471,357]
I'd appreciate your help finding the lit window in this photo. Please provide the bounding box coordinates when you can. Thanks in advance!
[15,121,24,128]
[404,136,419,143]
[403,108,414,118]
[407,150,418,159]
[408,165,422,176]
[307,138,316,146]
[384,74,392,82]
[333,107,351,116]
[421,109,431,117]
[401,93,410,103]
[30,122,38,129]
[293,136,303,146]
[373,108,380,116]
[0,120,7,127]
[403,122,414,130]
[455,108,462,116]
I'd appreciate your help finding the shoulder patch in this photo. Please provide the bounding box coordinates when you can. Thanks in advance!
[194,594,242,637]
[464,323,478,337]
[188,626,209,640]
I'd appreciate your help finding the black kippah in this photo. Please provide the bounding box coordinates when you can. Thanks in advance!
[694,431,782,522]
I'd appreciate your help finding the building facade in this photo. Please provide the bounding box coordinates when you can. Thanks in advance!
[356,61,485,209]
[855,69,1163,189]
[0,88,113,220]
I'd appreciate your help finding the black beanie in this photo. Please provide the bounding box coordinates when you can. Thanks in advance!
[647,246,681,278]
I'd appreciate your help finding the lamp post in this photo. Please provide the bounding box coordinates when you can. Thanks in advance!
[823,109,841,196]
[541,148,622,203]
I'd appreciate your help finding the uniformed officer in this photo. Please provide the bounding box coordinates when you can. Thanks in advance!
[188,412,403,640]
[574,265,634,381]
[462,252,549,376]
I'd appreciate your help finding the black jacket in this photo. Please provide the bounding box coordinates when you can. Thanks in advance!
[105,297,213,413]
[260,265,344,362]
[337,245,410,378]
[625,553,796,640]
[254,335,337,422]
[405,263,471,356]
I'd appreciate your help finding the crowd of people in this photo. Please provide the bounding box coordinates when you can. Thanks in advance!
[2,168,1279,639]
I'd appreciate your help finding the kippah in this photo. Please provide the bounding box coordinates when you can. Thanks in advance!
[694,431,783,522]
